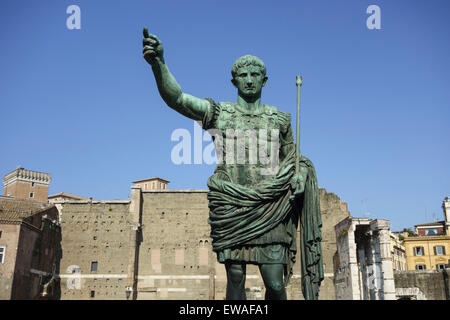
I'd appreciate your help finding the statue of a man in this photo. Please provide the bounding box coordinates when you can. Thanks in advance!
[142,27,323,300]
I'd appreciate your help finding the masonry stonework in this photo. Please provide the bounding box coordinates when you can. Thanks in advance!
[334,217,396,300]
[394,269,450,300]
[58,201,131,299]
[0,198,61,300]
[57,187,350,300]
[2,168,51,204]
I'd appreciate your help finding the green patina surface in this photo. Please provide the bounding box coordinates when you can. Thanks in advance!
[142,27,323,299]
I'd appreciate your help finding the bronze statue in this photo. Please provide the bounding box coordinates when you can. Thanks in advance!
[142,27,323,300]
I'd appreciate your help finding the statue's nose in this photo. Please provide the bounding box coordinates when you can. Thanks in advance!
[246,75,253,84]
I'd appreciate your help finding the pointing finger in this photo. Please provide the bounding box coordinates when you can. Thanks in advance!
[143,27,150,38]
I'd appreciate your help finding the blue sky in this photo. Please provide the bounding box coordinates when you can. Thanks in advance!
[1,0,449,231]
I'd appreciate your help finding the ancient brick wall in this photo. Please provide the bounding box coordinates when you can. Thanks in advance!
[58,201,131,300]
[313,189,351,300]
[58,188,350,300]
[394,270,450,300]
[3,180,49,204]
[137,190,215,300]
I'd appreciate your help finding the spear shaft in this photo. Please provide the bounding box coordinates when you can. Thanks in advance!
[296,76,302,174]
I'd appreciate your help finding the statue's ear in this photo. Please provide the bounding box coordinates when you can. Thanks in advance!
[231,78,237,87]
[262,76,268,87]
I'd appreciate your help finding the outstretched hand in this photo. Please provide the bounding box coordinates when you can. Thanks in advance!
[142,27,164,65]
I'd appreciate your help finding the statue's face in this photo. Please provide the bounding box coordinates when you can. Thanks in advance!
[232,65,267,99]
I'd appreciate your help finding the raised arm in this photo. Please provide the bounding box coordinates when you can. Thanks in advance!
[142,27,210,121]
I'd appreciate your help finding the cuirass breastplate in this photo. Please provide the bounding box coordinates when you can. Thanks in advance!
[212,103,281,186]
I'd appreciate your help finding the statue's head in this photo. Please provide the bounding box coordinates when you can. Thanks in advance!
[231,55,268,99]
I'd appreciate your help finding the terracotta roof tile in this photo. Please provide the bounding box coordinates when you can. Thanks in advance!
[0,198,50,222]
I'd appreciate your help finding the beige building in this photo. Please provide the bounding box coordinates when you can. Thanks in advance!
[390,232,406,271]
[132,177,169,191]
[3,168,51,204]
[404,236,450,271]
[48,193,89,204]
[403,197,450,271]
[54,180,350,300]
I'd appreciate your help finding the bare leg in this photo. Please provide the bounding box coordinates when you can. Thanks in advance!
[259,264,286,300]
[225,263,247,300]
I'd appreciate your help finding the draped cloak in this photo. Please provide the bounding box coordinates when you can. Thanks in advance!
[203,100,324,300]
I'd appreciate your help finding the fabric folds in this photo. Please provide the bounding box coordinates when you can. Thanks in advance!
[207,147,324,300]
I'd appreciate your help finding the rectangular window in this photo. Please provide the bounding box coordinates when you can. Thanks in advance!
[29,192,34,198]
[31,182,35,187]
[416,264,426,270]
[90,290,95,298]
[434,246,445,255]
[0,230,2,238]
[414,247,424,256]
[91,261,98,272]
[437,264,446,270]
[425,228,438,236]
[0,246,5,263]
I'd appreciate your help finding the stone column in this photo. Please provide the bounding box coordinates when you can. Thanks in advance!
[370,219,396,300]
[357,239,369,300]
[366,230,379,300]
[334,217,361,300]
[347,222,362,300]
[443,198,450,235]
[126,186,142,300]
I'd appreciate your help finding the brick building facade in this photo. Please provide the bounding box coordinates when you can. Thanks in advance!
[0,197,61,299]
[2,168,51,204]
